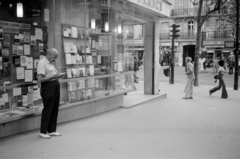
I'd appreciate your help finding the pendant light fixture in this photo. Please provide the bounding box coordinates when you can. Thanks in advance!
[17,2,23,18]
[104,22,109,32]
[44,8,49,22]
[91,19,96,29]
[117,24,122,34]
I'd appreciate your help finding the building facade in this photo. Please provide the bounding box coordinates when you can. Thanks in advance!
[160,0,235,67]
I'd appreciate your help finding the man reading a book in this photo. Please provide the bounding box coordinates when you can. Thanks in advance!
[37,48,65,139]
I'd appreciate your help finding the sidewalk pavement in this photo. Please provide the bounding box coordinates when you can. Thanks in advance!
[0,81,240,159]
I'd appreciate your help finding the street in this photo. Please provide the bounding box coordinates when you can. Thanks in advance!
[137,66,239,89]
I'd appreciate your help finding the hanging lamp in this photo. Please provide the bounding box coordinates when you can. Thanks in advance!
[17,2,23,18]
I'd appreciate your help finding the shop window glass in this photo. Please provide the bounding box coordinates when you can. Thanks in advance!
[0,0,135,122]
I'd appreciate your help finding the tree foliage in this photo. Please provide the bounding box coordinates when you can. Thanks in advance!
[221,0,238,32]
[189,0,227,86]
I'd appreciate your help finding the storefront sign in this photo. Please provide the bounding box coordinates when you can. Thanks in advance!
[0,20,30,33]
[203,41,224,46]
[123,39,144,45]
[224,41,234,48]
[127,0,170,16]
[160,42,178,46]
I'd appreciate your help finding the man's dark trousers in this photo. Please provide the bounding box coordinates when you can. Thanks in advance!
[40,80,60,134]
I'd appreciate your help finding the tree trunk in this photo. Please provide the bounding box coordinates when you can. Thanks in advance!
[194,0,204,86]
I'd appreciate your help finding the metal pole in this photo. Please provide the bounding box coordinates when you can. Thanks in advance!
[234,0,239,90]
[170,25,175,84]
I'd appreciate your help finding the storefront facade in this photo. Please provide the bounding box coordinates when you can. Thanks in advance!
[0,0,170,138]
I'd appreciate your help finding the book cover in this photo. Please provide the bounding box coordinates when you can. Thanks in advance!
[86,89,92,99]
[14,35,20,45]
[76,91,82,101]
[64,42,70,53]
[19,34,24,43]
[69,43,74,53]
[77,80,85,90]
[72,45,78,53]
[12,45,18,55]
[16,67,25,80]
[22,95,28,107]
[71,55,76,64]
[2,62,11,77]
[67,69,72,78]
[2,49,9,62]
[91,89,95,98]
[78,29,84,39]
[69,92,77,102]
[17,95,23,107]
[81,90,86,100]
[5,102,10,110]
[89,65,94,76]
[23,32,30,43]
[86,79,90,88]
[71,68,77,78]
[39,43,44,52]
[68,82,77,91]
[33,44,40,58]
[79,67,85,76]
[10,96,17,109]
[71,26,78,38]
[95,79,99,88]
[65,54,72,64]
[30,35,37,45]
[24,44,31,55]
[17,45,24,55]
[63,28,71,37]
[27,92,34,105]
[90,79,95,88]
[3,34,10,47]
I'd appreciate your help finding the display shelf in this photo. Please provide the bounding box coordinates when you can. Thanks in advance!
[0,88,134,125]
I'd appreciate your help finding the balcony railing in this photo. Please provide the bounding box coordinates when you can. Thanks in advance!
[160,31,232,40]
[206,31,228,39]
[171,7,209,17]
[160,32,197,40]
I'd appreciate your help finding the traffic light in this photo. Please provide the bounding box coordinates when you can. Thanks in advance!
[201,31,206,47]
[202,31,206,40]
[170,24,180,38]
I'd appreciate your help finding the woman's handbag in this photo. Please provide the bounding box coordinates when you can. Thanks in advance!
[214,74,219,83]
[163,67,170,77]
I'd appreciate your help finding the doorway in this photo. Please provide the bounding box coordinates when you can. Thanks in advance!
[183,45,195,66]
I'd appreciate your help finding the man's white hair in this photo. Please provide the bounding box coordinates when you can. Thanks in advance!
[185,57,192,62]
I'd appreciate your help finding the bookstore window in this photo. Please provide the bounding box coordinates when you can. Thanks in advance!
[61,0,135,104]
[0,0,48,117]
[0,0,136,121]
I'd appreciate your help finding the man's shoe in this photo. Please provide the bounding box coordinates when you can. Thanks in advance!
[39,133,51,139]
[48,132,62,136]
[182,97,188,100]
[189,97,193,99]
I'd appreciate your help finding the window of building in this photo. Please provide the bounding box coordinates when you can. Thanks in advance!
[188,21,194,36]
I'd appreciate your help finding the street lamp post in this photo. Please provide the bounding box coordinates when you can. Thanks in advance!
[234,0,239,90]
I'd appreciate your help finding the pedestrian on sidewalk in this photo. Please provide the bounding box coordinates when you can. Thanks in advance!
[228,58,234,75]
[134,56,140,83]
[37,48,65,139]
[209,59,228,99]
[183,57,195,100]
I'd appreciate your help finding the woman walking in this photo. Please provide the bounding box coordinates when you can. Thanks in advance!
[209,60,228,99]
[183,57,195,100]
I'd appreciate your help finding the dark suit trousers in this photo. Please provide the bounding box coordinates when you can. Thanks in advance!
[210,74,228,99]
[229,67,233,74]
[40,80,60,134]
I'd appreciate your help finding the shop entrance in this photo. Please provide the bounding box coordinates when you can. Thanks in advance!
[183,45,195,66]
